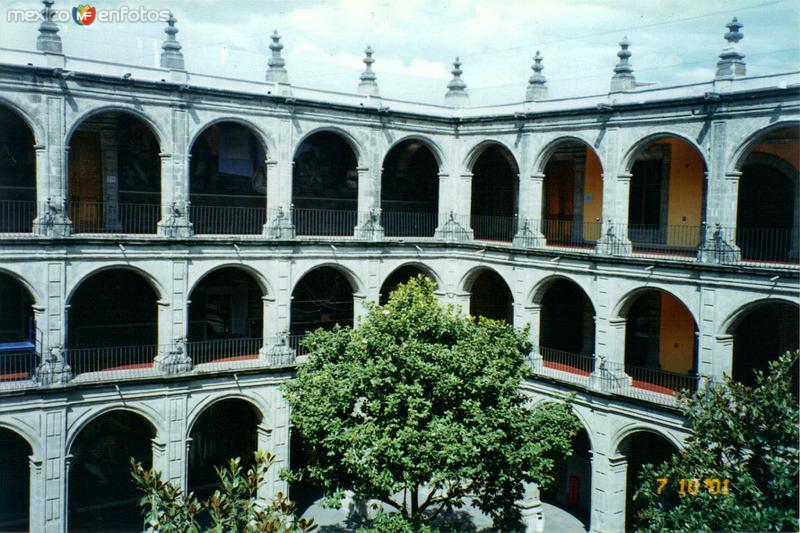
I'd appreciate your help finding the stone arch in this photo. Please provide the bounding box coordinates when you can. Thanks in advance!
[612,285,698,325]
[187,263,272,298]
[65,104,166,150]
[529,273,596,310]
[620,130,709,174]
[292,262,365,297]
[65,263,166,305]
[0,266,42,308]
[0,424,35,532]
[463,139,520,172]
[533,134,603,175]
[293,126,364,165]
[65,403,163,453]
[720,296,800,336]
[461,266,515,324]
[385,134,447,168]
[188,116,275,158]
[379,262,442,305]
[0,94,45,145]
[612,425,683,455]
[185,393,266,438]
[459,265,512,295]
[381,262,444,291]
[730,120,800,173]
[0,420,39,455]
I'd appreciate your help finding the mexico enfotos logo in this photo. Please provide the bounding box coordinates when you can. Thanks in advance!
[7,4,171,24]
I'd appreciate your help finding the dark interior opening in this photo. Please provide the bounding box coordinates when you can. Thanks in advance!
[469,270,513,324]
[379,266,432,305]
[0,106,35,233]
[732,302,799,387]
[470,145,518,242]
[290,267,354,337]
[0,428,31,532]
[381,140,439,237]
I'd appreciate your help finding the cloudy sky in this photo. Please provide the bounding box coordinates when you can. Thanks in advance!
[1,0,798,105]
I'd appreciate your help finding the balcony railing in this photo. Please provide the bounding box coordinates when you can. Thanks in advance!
[603,222,703,258]
[67,344,159,378]
[287,334,309,356]
[0,350,37,387]
[191,204,266,235]
[0,200,35,233]
[471,214,517,242]
[381,210,438,238]
[69,201,160,234]
[733,226,798,266]
[294,208,357,237]
[540,219,602,248]
[187,337,262,366]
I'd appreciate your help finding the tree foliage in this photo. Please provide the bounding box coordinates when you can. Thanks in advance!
[283,276,581,527]
[635,350,799,532]
[131,450,316,532]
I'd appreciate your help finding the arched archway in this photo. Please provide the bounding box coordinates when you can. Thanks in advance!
[381,139,440,237]
[187,398,261,500]
[0,427,32,531]
[0,105,36,233]
[470,144,519,242]
[187,267,265,365]
[729,301,799,387]
[621,289,698,395]
[0,272,37,382]
[468,269,513,324]
[68,409,155,532]
[190,121,268,234]
[617,430,678,532]
[735,126,799,263]
[67,269,159,375]
[290,267,355,351]
[541,140,603,246]
[542,425,592,526]
[379,265,436,305]
[538,278,596,375]
[626,136,706,255]
[292,131,358,236]
[67,111,161,234]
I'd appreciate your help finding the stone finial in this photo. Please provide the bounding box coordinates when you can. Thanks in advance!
[266,30,289,83]
[358,45,379,96]
[445,57,470,106]
[610,37,636,92]
[36,0,62,54]
[716,17,746,79]
[525,50,548,101]
[160,13,185,70]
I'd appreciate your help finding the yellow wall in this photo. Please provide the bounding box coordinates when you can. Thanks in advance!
[657,139,704,247]
[582,148,603,241]
[751,144,800,171]
[658,293,695,373]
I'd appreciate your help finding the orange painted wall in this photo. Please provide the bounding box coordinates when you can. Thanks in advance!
[658,293,695,373]
[751,144,800,171]
[582,148,603,241]
[657,139,704,247]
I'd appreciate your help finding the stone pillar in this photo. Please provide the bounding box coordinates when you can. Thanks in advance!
[713,334,734,382]
[40,409,68,533]
[596,173,632,255]
[590,454,628,533]
[33,97,71,237]
[151,438,168,476]
[435,172,472,240]
[262,159,294,238]
[163,395,189,487]
[260,294,295,365]
[158,107,192,238]
[29,454,44,533]
[526,304,543,371]
[700,120,740,262]
[154,298,191,374]
[514,172,546,247]
[355,166,383,240]
[264,389,290,498]
[256,422,274,501]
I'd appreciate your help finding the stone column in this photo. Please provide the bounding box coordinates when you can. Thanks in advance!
[262,159,294,238]
[263,389,290,499]
[713,334,734,382]
[353,293,369,327]
[158,106,192,237]
[355,166,383,240]
[596,172,632,255]
[33,96,71,237]
[154,299,191,374]
[260,294,294,365]
[526,304,543,371]
[40,409,69,533]
[590,454,628,533]
[699,120,740,262]
[435,172,473,240]
[256,422,274,501]
[514,173,546,247]
[151,438,168,477]
[163,395,189,487]
[99,129,121,230]
[29,454,44,533]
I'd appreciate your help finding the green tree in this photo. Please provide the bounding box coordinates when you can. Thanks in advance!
[131,450,317,532]
[635,350,799,532]
[283,276,580,528]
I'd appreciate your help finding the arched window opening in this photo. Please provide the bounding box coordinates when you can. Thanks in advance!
[542,142,603,247]
[290,267,354,352]
[469,270,513,324]
[67,270,158,375]
[539,279,595,375]
[379,266,434,305]
[471,145,519,242]
[731,302,799,387]
[190,122,267,235]
[0,106,36,233]
[736,126,799,263]
[292,132,358,236]
[0,428,32,532]
[627,138,706,256]
[188,399,260,501]
[618,432,677,532]
[380,140,439,237]
[68,411,155,532]
[623,291,698,396]
[187,268,264,365]
[0,273,37,382]
[68,112,161,234]
[542,426,592,527]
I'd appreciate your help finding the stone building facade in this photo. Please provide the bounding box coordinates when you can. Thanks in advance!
[0,6,797,532]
